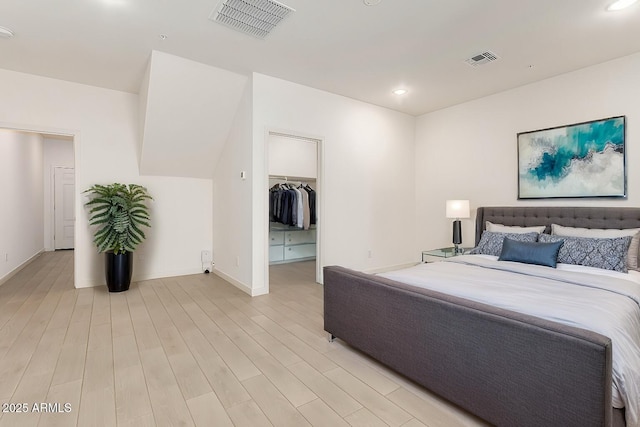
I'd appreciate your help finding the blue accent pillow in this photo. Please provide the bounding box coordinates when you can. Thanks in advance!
[539,234,633,273]
[498,237,563,268]
[470,231,539,257]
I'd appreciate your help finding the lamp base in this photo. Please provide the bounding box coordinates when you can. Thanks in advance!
[452,219,462,248]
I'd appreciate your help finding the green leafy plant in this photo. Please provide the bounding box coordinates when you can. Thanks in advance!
[84,183,152,254]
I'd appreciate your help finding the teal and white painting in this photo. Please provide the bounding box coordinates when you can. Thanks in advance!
[518,116,626,199]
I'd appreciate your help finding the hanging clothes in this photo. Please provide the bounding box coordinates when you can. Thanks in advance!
[304,184,317,225]
[281,187,293,225]
[301,187,310,230]
[269,182,316,228]
[294,187,303,228]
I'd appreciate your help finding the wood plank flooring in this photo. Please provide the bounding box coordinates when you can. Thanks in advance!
[0,251,487,427]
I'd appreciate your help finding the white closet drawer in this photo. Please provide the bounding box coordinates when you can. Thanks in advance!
[284,243,316,260]
[269,231,285,246]
[285,230,316,245]
[269,245,284,262]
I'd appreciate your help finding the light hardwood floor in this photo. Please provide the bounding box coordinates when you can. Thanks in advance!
[0,251,487,427]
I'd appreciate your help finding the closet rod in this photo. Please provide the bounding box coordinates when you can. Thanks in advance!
[269,175,316,182]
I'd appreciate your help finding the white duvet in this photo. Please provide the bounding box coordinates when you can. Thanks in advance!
[379,255,640,427]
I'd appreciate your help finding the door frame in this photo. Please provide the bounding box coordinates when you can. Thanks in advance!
[0,121,79,285]
[264,128,324,293]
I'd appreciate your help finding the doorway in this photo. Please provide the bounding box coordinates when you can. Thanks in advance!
[0,127,75,285]
[266,131,322,289]
[43,134,76,251]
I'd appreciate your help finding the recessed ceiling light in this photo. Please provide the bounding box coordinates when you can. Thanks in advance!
[607,0,638,11]
[0,26,14,39]
[159,34,168,40]
[363,0,382,5]
[392,88,408,95]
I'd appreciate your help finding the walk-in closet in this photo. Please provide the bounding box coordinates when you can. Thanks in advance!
[267,132,320,285]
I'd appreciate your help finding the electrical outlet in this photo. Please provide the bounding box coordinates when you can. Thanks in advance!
[367,250,372,259]
[3,253,7,262]
[236,256,240,267]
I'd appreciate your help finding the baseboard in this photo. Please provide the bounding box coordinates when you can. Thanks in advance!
[74,263,264,296]
[133,268,203,282]
[0,249,44,287]
[364,262,418,274]
[74,279,103,289]
[250,286,268,297]
[75,267,204,289]
[212,268,254,296]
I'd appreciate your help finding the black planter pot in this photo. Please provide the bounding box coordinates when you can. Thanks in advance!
[105,251,133,292]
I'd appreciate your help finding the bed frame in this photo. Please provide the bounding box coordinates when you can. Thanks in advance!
[324,206,640,427]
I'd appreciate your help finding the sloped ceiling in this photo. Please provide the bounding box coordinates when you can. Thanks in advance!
[138,51,248,179]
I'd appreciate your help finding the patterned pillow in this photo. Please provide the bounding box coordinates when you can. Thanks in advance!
[470,231,539,256]
[551,224,640,271]
[538,234,633,273]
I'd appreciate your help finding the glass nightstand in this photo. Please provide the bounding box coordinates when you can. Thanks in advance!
[422,247,471,263]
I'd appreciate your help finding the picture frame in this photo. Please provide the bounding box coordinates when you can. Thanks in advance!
[517,116,626,199]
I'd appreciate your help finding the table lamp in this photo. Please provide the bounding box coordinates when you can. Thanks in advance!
[446,200,470,254]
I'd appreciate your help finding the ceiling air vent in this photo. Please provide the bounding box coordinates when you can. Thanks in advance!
[465,51,500,67]
[210,0,295,39]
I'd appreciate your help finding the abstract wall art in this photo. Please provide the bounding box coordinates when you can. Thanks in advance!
[518,116,626,199]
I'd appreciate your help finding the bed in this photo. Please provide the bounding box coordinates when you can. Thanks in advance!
[323,206,640,427]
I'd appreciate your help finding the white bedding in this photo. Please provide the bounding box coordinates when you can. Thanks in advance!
[379,255,640,427]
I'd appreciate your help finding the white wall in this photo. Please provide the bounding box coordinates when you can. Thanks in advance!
[415,52,640,252]
[0,68,213,288]
[43,137,74,251]
[213,79,255,294]
[0,129,44,283]
[11,49,635,294]
[139,51,248,179]
[252,73,417,293]
[134,176,212,281]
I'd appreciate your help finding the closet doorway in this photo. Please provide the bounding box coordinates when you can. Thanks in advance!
[267,131,322,288]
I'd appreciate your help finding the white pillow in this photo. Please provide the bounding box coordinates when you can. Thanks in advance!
[486,221,545,234]
[551,224,640,271]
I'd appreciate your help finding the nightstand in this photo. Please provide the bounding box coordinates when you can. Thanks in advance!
[422,247,471,263]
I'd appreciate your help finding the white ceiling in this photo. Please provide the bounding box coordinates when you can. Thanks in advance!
[1,0,639,116]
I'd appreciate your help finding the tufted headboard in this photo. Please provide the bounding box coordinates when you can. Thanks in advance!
[475,206,640,245]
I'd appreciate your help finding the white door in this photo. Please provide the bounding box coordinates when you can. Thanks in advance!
[54,167,75,249]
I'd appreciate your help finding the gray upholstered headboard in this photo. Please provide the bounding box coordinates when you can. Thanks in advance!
[475,206,640,245]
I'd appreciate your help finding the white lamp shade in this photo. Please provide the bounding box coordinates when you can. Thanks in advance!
[446,200,470,219]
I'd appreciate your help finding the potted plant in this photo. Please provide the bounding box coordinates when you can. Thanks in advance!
[84,183,152,292]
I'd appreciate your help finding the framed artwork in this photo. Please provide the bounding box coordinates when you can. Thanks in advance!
[518,116,626,199]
